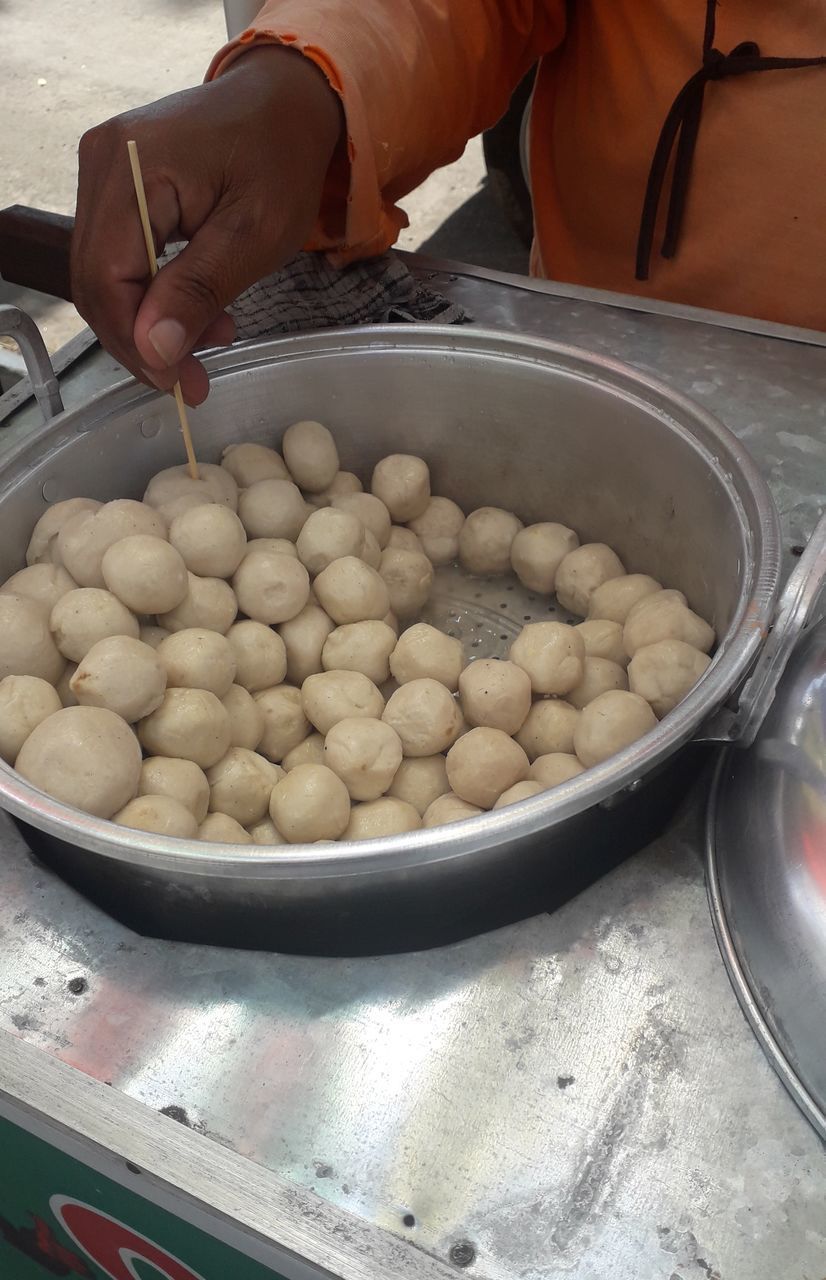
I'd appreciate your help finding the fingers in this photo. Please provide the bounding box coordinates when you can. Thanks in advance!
[131,201,270,375]
[72,49,342,405]
[140,357,208,406]
[140,313,235,405]
[175,354,211,407]
[72,107,233,405]
[73,125,183,378]
[197,312,236,352]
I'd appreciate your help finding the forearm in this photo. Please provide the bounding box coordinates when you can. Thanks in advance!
[208,0,565,259]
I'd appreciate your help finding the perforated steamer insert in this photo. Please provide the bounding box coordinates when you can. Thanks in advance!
[422,564,579,664]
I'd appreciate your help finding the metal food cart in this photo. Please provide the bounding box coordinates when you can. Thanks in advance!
[0,259,824,1280]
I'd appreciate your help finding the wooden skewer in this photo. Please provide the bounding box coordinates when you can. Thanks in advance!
[127,139,199,480]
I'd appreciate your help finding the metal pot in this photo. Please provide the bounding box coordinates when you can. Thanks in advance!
[0,311,807,954]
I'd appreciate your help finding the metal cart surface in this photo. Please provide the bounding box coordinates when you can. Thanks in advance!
[0,260,824,1280]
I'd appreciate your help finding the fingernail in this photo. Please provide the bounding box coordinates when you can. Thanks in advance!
[141,367,164,389]
[147,318,186,367]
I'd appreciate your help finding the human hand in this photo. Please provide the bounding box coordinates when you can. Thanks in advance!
[71,46,343,404]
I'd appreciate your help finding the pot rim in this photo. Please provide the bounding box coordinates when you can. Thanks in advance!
[0,325,782,878]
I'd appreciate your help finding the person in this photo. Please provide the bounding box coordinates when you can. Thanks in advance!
[71,0,826,406]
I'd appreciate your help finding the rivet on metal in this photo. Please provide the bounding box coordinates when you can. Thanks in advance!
[140,415,161,439]
[449,1241,476,1268]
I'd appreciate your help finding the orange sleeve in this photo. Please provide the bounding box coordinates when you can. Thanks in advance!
[206,1,566,263]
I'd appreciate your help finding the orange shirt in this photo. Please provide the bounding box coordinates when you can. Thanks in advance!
[208,2,826,329]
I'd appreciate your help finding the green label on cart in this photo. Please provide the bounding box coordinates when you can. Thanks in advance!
[0,1114,291,1280]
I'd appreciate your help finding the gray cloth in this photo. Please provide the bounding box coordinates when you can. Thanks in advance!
[227,250,469,340]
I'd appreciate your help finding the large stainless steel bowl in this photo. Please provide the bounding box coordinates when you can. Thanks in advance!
[0,323,782,953]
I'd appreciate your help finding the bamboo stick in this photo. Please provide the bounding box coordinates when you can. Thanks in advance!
[127,139,198,480]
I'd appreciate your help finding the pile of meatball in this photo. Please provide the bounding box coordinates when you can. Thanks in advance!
[0,419,715,846]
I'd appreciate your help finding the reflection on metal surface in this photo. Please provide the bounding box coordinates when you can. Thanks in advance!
[421,269,826,567]
[709,620,826,1137]
[403,252,826,348]
[722,513,826,745]
[1,810,826,1277]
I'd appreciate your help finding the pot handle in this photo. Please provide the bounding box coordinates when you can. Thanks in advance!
[0,305,64,421]
[707,512,826,747]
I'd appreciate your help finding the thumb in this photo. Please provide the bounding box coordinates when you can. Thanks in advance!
[133,209,272,371]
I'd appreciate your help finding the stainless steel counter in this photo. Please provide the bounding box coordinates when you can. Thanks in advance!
[0,261,824,1279]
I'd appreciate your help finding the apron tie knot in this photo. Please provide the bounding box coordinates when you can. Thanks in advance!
[635,0,825,281]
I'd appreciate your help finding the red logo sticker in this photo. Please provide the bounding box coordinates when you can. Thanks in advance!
[50,1198,207,1280]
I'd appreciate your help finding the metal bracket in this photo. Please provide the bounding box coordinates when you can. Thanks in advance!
[703,513,826,747]
[0,305,63,421]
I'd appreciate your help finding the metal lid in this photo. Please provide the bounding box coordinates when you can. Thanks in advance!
[708,605,826,1137]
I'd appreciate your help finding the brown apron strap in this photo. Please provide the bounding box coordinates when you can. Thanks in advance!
[635,0,826,281]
